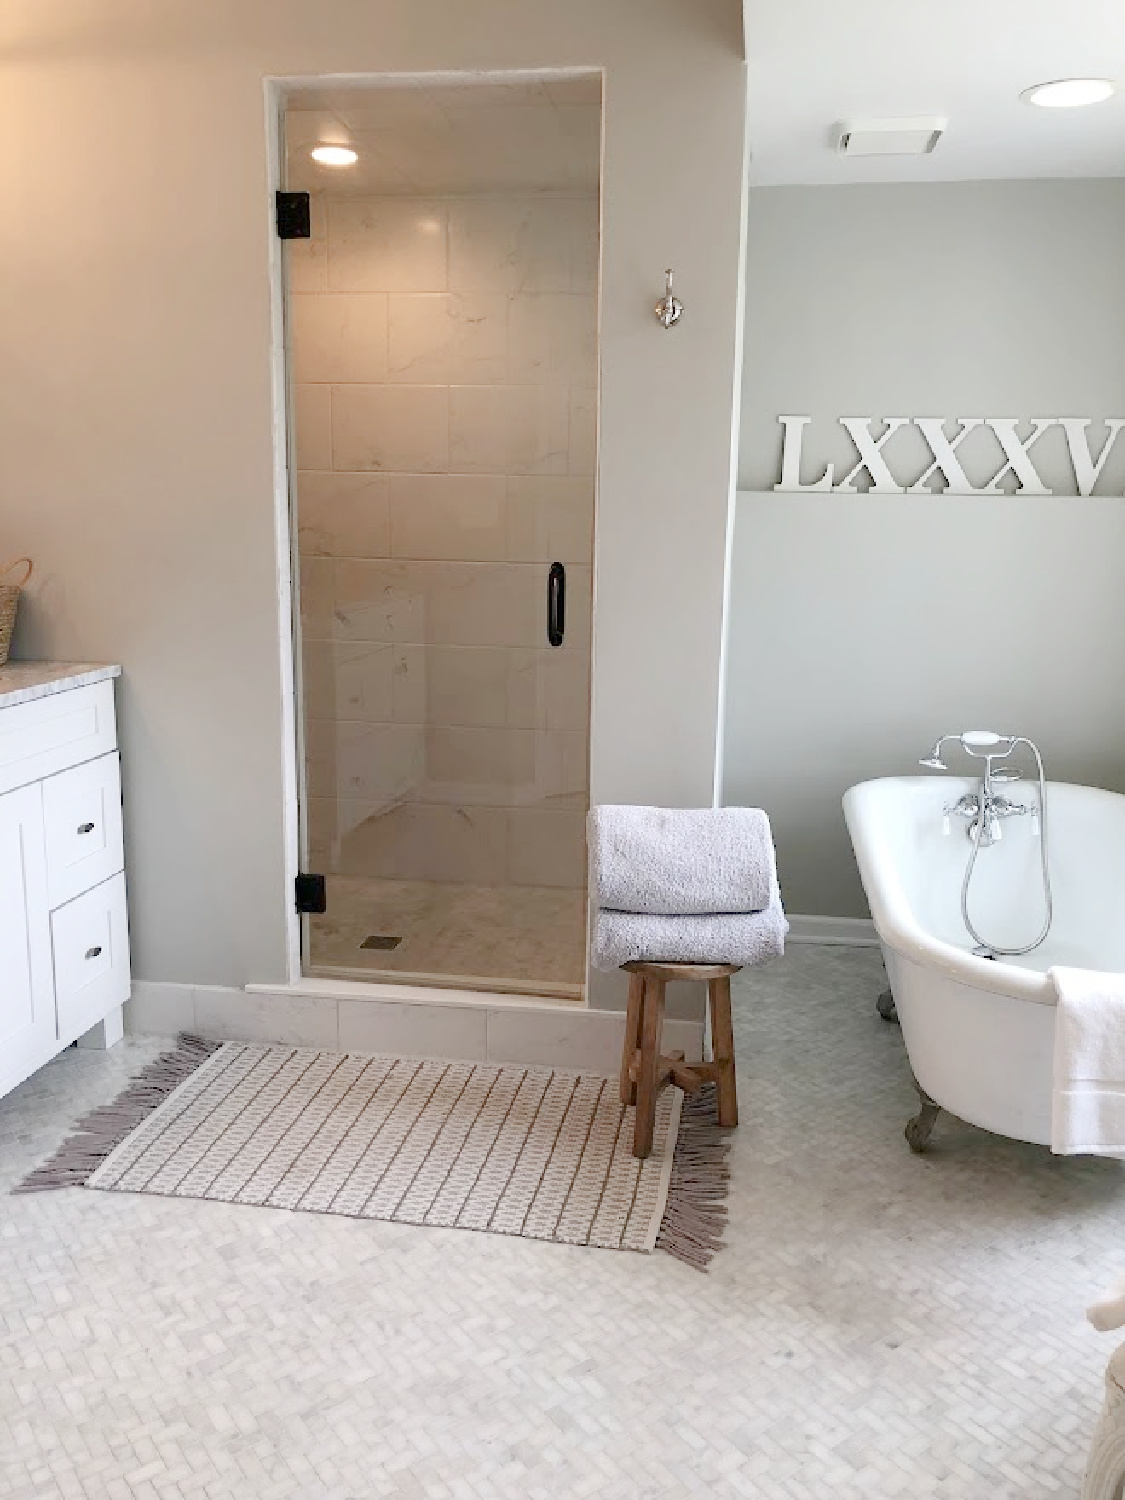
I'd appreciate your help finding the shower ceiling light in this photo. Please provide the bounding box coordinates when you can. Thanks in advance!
[310,144,358,166]
[1020,78,1115,108]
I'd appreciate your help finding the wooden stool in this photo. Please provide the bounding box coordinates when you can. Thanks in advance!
[619,960,741,1159]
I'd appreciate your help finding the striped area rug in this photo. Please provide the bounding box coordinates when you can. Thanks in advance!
[19,1037,730,1266]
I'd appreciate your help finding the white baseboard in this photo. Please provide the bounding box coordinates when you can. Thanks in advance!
[127,980,703,1076]
[786,914,879,947]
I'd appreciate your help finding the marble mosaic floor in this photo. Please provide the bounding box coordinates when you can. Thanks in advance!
[307,875,587,997]
[3,944,1124,1498]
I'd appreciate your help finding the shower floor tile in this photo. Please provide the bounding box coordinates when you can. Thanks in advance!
[307,875,587,997]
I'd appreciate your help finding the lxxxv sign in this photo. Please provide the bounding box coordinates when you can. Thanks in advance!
[774,415,1125,496]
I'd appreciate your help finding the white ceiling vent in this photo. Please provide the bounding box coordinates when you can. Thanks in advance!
[835,117,947,157]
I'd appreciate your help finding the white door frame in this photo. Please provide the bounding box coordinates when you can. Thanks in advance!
[264,77,304,985]
[263,69,604,996]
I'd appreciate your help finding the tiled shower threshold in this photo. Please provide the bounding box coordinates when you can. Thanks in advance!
[246,974,587,1011]
[305,964,584,1003]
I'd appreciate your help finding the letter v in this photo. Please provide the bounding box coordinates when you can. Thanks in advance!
[1058,419,1125,496]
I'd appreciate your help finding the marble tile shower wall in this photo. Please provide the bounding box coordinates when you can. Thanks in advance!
[291,194,598,892]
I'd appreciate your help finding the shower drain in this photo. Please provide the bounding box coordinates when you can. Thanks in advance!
[360,935,402,951]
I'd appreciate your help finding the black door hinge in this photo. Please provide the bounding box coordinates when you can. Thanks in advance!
[276,191,311,240]
[295,872,327,914]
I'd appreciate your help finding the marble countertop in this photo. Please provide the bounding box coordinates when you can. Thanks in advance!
[0,661,121,709]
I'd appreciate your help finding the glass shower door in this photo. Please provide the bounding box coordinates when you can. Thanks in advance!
[283,73,601,998]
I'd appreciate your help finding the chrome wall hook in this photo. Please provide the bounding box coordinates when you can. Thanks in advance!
[654,268,683,329]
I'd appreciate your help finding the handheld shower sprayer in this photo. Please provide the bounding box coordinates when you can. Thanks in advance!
[919,737,950,771]
[917,730,1052,958]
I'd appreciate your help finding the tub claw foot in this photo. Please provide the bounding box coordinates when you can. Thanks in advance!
[876,988,898,1024]
[905,1086,941,1153]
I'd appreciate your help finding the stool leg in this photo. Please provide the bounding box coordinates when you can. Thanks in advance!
[633,976,666,1159]
[620,971,644,1106]
[709,975,738,1128]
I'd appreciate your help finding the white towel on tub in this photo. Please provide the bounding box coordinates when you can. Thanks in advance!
[1050,966,1125,1159]
[588,804,776,916]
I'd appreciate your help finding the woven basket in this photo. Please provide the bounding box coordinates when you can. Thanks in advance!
[0,559,33,668]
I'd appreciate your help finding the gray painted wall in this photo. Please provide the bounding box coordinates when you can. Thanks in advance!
[725,181,1125,919]
[0,0,747,1000]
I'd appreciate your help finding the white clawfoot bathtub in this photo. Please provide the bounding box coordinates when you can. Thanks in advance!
[844,776,1125,1147]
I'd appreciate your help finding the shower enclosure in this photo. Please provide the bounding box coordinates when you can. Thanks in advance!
[282,74,600,998]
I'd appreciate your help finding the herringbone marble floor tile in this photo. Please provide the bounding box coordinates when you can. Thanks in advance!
[2,945,1122,1497]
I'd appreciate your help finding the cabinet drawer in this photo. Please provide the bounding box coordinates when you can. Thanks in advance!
[43,752,124,909]
[52,872,131,1044]
[0,681,118,796]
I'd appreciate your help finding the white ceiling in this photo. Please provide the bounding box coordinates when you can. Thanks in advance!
[285,75,601,197]
[745,0,1125,184]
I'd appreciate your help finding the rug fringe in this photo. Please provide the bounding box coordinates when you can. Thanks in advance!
[14,1033,222,1193]
[656,1086,731,1271]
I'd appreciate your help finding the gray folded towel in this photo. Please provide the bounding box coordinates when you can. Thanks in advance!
[590,887,788,971]
[588,804,776,915]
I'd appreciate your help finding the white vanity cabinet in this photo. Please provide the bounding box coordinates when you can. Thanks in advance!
[0,667,129,1101]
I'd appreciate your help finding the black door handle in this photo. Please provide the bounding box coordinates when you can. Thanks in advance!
[547,562,565,647]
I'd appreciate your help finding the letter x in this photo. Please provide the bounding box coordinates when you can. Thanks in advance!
[979,419,1054,494]
[836,418,911,492]
[907,419,984,494]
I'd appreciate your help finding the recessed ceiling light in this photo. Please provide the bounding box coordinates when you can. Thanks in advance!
[1020,78,1115,109]
[310,144,358,166]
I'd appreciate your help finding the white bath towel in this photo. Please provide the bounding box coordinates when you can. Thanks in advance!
[588,804,776,916]
[1050,966,1125,1160]
[590,884,788,971]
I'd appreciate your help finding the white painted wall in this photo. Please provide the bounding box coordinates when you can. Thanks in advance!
[0,1,747,1002]
[725,180,1125,918]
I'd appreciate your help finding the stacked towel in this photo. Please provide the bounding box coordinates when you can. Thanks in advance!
[589,805,775,915]
[1051,966,1125,1160]
[588,804,787,971]
[591,893,788,970]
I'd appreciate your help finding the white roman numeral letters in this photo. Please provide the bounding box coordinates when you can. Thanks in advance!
[773,415,1125,497]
